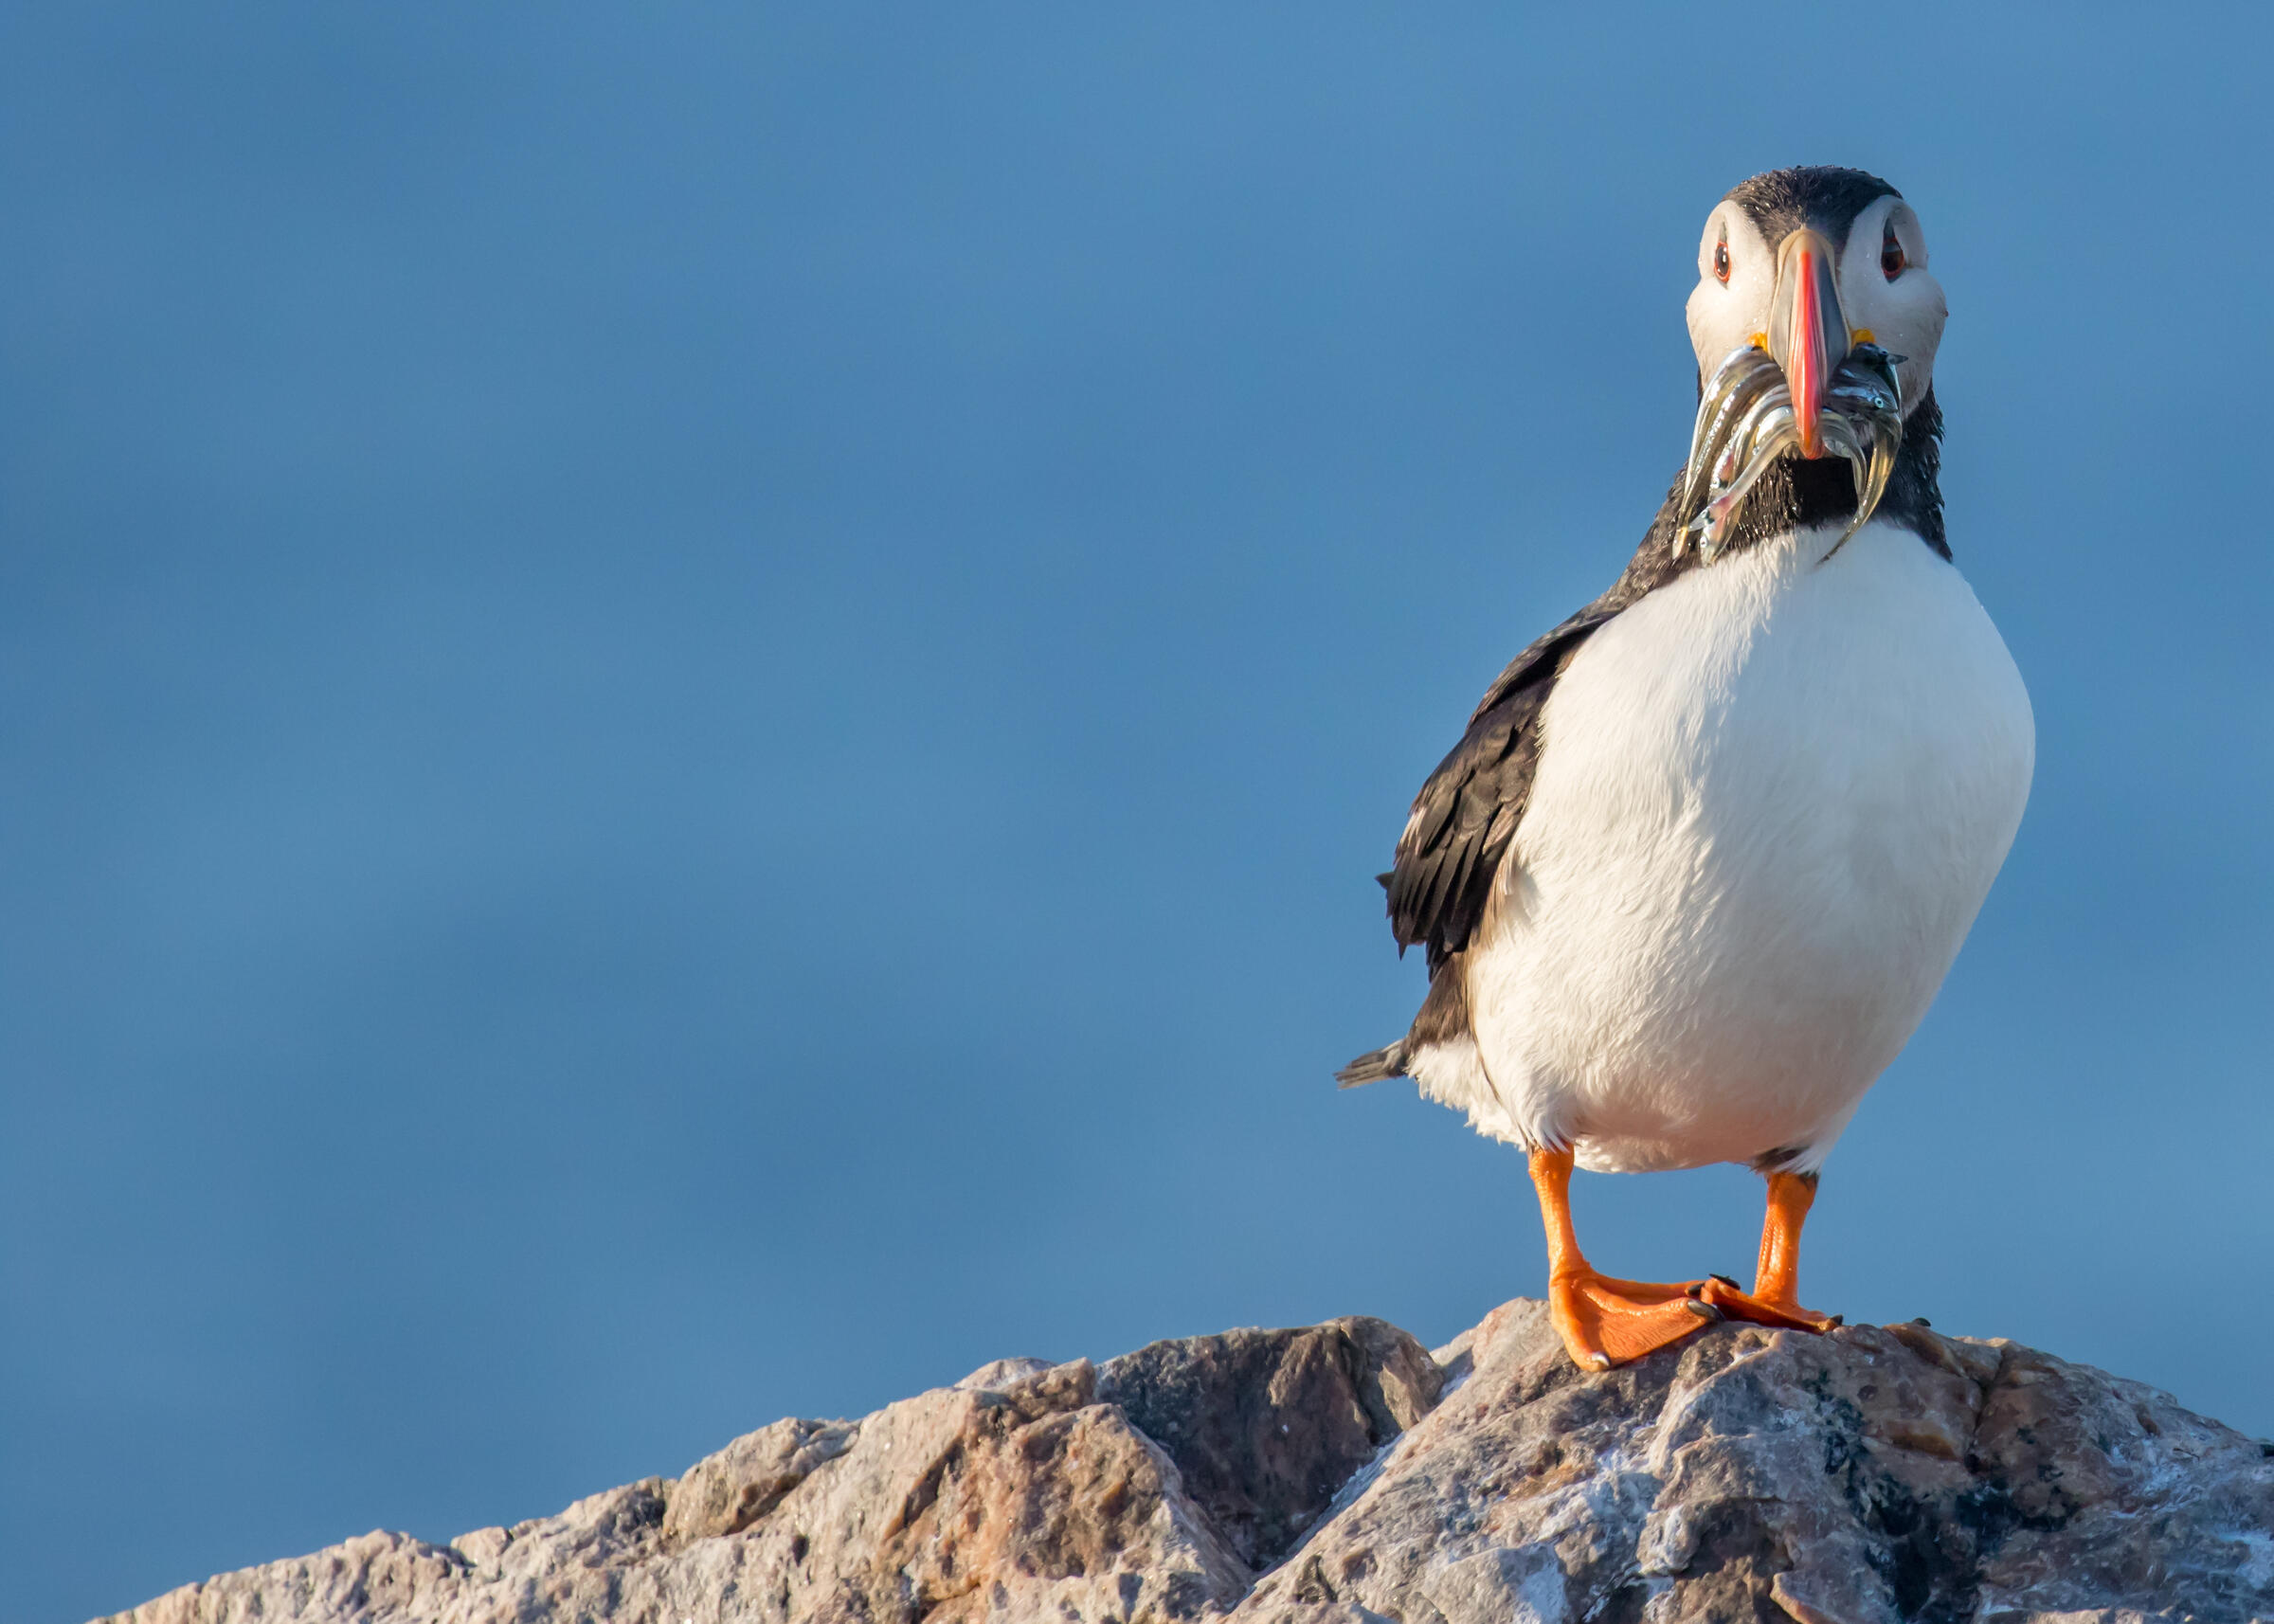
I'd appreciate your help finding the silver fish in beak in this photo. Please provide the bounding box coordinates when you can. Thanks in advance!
[1676,230,1905,561]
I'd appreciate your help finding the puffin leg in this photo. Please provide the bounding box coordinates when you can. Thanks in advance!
[1529,1147,1723,1371]
[1699,1170,1843,1332]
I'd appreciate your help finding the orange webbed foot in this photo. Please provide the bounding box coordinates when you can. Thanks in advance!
[1549,1269,1725,1370]
[1701,1168,1843,1336]
[1696,1273,1843,1334]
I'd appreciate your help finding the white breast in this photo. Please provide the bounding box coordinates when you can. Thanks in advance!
[1457,521,2033,1173]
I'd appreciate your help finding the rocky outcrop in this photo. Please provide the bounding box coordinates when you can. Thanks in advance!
[1245,1303,2274,1623]
[103,1303,2274,1624]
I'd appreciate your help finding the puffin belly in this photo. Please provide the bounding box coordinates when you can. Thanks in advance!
[1465,522,2034,1174]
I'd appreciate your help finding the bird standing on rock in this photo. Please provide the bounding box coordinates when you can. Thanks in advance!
[1340,167,2033,1371]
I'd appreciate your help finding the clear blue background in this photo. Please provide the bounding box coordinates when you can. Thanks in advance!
[3,8,2267,1620]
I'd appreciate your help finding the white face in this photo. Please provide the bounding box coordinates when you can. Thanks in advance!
[1683,192,1947,416]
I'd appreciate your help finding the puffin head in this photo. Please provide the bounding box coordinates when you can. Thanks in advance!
[1675,167,1948,554]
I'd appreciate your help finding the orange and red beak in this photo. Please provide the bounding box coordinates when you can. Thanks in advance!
[1765,226,1851,460]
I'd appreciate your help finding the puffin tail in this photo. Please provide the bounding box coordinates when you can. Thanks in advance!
[1335,1040,1409,1089]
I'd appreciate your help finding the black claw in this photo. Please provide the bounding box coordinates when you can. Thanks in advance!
[1685,1299,1726,1323]
[1826,1314,1845,1328]
[1710,1273,1742,1290]
[1910,1316,1932,1328]
[1686,1282,1706,1300]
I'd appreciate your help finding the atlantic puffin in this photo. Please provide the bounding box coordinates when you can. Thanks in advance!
[1340,167,2033,1371]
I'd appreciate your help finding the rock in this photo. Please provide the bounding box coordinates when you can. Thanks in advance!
[1240,1301,2274,1624]
[662,1416,859,1546]
[99,1304,2274,1624]
[1096,1316,1444,1570]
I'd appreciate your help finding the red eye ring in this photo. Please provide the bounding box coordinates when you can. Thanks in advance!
[1713,238,1730,283]
[1881,223,1906,280]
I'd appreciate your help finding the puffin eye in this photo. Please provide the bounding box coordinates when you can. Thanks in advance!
[1713,238,1730,283]
[1881,223,1907,280]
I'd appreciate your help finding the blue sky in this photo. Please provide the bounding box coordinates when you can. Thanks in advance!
[3,7,2269,1620]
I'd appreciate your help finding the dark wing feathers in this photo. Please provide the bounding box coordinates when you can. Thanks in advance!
[1381,609,1614,971]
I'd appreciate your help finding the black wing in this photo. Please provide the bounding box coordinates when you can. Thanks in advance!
[1381,608,1616,972]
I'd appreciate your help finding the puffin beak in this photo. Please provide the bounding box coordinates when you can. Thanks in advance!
[1766,226,1851,460]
